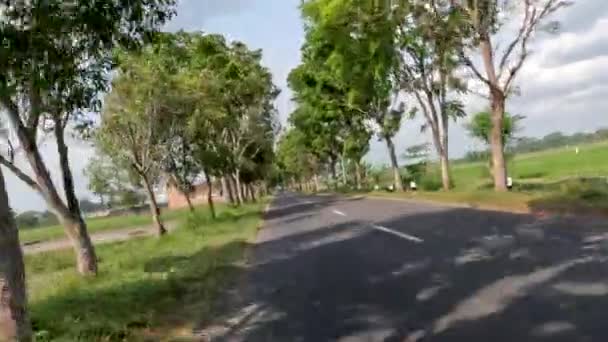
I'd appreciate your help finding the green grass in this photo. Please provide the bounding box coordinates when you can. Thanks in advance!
[368,190,535,213]
[450,141,608,191]
[367,141,608,215]
[19,205,205,244]
[26,202,265,341]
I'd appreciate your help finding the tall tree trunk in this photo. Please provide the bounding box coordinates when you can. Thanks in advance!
[439,153,451,191]
[184,191,195,212]
[9,116,97,275]
[235,175,249,203]
[429,119,452,191]
[229,176,239,205]
[261,182,268,197]
[439,120,452,191]
[330,158,338,190]
[248,184,257,202]
[233,172,243,205]
[313,173,320,192]
[239,179,248,202]
[141,173,166,236]
[490,94,508,191]
[385,136,404,191]
[221,177,234,204]
[0,167,32,342]
[354,161,362,190]
[55,123,81,215]
[204,170,216,220]
[479,35,508,192]
[340,156,347,187]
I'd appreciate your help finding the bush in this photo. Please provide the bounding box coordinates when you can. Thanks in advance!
[405,162,427,182]
[517,171,547,179]
[183,212,212,230]
[560,178,608,201]
[419,175,443,191]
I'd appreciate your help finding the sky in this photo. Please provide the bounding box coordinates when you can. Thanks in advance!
[4,0,608,212]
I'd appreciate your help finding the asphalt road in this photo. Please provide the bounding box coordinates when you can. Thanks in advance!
[209,192,608,342]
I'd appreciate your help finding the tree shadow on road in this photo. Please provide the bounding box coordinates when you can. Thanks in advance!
[262,194,363,221]
[206,205,608,342]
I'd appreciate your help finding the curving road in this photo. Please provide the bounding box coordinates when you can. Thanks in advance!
[206,192,608,342]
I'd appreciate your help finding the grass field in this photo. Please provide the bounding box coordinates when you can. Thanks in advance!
[19,205,202,244]
[370,141,608,215]
[450,141,608,191]
[26,202,265,341]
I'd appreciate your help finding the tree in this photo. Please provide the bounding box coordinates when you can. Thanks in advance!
[343,118,371,190]
[457,0,570,190]
[402,143,431,162]
[276,128,320,191]
[14,211,41,229]
[466,110,524,175]
[84,152,144,208]
[153,33,219,213]
[0,119,31,340]
[300,0,406,191]
[84,155,114,207]
[163,136,200,212]
[397,0,467,190]
[77,198,104,214]
[0,0,176,275]
[216,42,280,202]
[118,190,146,207]
[97,48,176,236]
[466,111,523,147]
[158,32,279,210]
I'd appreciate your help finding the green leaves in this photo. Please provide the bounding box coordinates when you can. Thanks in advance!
[287,0,402,170]
[0,0,176,125]
[466,111,525,146]
[98,31,279,195]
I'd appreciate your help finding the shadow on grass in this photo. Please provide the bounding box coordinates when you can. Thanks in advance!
[31,240,250,341]
[526,178,608,216]
[28,203,266,341]
[262,194,363,221]
[181,205,264,231]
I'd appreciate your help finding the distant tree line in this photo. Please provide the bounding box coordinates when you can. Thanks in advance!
[511,128,608,154]
[276,0,571,194]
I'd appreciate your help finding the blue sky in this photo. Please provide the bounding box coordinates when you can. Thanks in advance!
[5,0,608,212]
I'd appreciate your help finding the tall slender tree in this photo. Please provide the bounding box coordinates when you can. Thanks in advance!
[97,48,176,236]
[456,0,570,190]
[397,0,467,190]
[0,121,31,341]
[0,0,176,274]
[300,0,406,191]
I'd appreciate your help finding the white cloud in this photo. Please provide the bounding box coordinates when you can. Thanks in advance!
[383,0,608,163]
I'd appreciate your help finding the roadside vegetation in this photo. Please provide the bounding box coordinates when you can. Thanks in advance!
[26,203,264,341]
[349,141,608,215]
[274,0,600,216]
[0,0,592,340]
[0,1,278,339]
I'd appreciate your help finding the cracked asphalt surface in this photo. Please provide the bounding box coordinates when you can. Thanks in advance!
[210,192,608,342]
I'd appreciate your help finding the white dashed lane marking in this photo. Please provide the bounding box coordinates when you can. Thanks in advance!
[371,224,424,243]
[328,208,423,243]
[332,209,347,217]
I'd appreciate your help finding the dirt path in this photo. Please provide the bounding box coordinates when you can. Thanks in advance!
[22,221,179,255]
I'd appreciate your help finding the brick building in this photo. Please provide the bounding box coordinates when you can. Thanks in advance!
[166,181,224,210]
